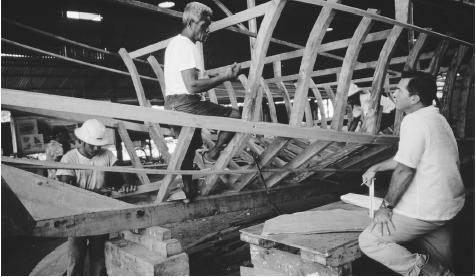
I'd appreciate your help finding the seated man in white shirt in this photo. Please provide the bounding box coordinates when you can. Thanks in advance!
[163,2,241,201]
[358,71,466,275]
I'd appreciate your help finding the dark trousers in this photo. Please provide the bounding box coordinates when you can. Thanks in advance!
[67,235,108,276]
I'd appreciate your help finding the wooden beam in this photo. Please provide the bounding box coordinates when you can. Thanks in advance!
[331,10,376,131]
[289,0,338,125]
[260,79,278,123]
[361,26,404,134]
[294,0,474,47]
[309,79,328,128]
[117,122,151,185]
[156,127,195,202]
[2,177,36,236]
[147,56,166,96]
[426,39,451,75]
[247,0,257,51]
[2,89,399,144]
[394,32,430,135]
[224,81,238,109]
[210,0,248,32]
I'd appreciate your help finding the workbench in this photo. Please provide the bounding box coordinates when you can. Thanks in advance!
[240,201,368,276]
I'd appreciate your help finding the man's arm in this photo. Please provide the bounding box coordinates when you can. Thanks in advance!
[383,162,415,207]
[181,63,240,94]
[112,161,137,194]
[362,157,398,182]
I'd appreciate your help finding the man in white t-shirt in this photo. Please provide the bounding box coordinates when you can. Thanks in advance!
[57,119,136,275]
[358,72,466,275]
[163,2,241,201]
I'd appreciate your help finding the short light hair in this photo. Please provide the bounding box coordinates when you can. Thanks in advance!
[182,2,213,26]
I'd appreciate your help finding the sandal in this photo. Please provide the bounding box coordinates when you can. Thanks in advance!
[196,149,216,166]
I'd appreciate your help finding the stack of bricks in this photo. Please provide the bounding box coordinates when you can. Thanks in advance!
[105,226,189,275]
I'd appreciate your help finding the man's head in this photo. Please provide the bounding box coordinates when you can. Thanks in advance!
[74,119,108,158]
[183,2,212,43]
[393,71,436,113]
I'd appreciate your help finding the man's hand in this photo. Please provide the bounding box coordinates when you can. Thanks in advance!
[118,184,137,194]
[362,165,378,185]
[224,62,241,80]
[370,207,395,236]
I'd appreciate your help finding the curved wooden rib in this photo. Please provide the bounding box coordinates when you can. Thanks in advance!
[323,86,336,106]
[210,0,248,32]
[456,56,474,138]
[289,0,338,125]
[360,26,404,134]
[201,0,287,195]
[273,61,292,120]
[426,39,450,75]
[260,79,279,123]
[118,49,170,162]
[223,81,238,109]
[147,56,166,96]
[442,45,469,118]
[394,32,429,135]
[309,79,328,128]
[331,9,376,131]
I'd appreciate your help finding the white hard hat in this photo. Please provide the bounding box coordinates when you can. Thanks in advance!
[348,82,362,97]
[74,119,109,146]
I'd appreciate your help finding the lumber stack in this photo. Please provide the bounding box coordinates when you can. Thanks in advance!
[105,226,189,275]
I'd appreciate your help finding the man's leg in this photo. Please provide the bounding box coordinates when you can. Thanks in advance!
[88,235,108,276]
[207,108,240,160]
[415,222,454,270]
[67,236,87,275]
[181,128,202,200]
[358,213,447,275]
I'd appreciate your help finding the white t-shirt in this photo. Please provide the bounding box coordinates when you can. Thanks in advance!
[56,148,117,191]
[164,34,204,96]
[393,106,465,221]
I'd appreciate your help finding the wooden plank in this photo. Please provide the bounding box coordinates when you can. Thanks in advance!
[294,0,473,47]
[210,0,248,32]
[117,122,151,185]
[360,26,404,134]
[394,32,430,135]
[2,89,400,145]
[201,0,288,194]
[156,127,195,202]
[456,57,474,138]
[441,45,469,118]
[2,177,36,236]
[1,164,133,221]
[31,179,328,237]
[289,1,338,125]
[148,124,171,162]
[265,141,333,188]
[331,10,376,131]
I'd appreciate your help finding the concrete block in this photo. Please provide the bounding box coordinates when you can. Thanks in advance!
[105,238,189,276]
[122,231,182,257]
[138,226,171,241]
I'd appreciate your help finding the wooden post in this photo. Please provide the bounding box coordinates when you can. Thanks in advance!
[331,9,376,131]
[117,123,151,185]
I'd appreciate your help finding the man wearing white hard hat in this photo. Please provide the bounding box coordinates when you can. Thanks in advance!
[57,119,136,275]
[347,82,395,132]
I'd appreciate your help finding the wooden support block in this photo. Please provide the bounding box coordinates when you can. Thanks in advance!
[139,226,172,241]
[240,265,256,276]
[250,244,352,276]
[105,238,189,276]
[253,266,287,276]
[121,231,182,257]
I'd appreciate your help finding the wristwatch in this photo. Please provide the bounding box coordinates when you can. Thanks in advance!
[382,200,394,210]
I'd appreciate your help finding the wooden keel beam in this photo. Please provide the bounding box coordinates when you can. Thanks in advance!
[331,10,376,131]
[156,127,195,202]
[394,32,430,135]
[117,122,151,185]
[361,26,404,134]
[289,0,338,125]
